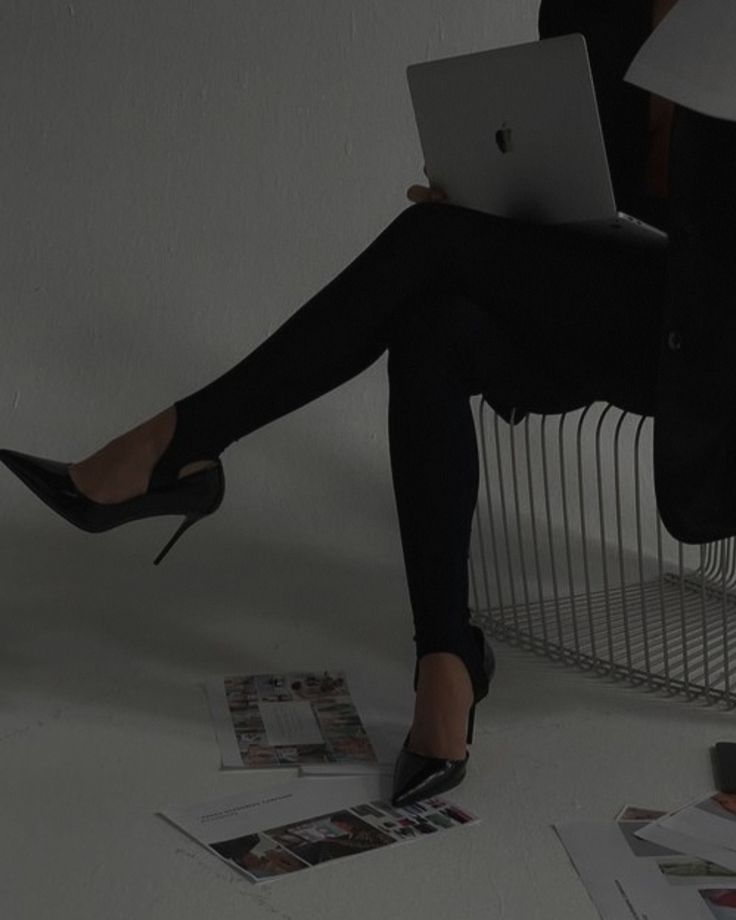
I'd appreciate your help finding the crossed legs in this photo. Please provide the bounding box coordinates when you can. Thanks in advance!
[67,200,666,759]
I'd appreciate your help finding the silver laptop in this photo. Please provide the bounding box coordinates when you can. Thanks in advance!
[406,33,668,247]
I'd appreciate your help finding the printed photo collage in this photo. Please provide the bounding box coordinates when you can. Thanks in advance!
[208,795,476,884]
[222,670,378,769]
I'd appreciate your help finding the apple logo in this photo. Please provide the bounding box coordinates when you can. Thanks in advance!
[495,121,513,153]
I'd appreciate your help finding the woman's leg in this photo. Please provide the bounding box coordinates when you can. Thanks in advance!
[386,296,490,760]
[384,251,667,760]
[70,200,597,502]
[71,202,489,500]
[67,198,667,761]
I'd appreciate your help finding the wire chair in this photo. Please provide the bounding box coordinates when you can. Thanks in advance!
[468,399,736,709]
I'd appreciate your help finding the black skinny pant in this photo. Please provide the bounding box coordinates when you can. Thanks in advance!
[157,201,669,687]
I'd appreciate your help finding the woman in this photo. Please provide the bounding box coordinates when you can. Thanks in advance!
[1,0,679,807]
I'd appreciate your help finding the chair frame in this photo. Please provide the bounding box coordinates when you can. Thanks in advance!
[468,399,736,709]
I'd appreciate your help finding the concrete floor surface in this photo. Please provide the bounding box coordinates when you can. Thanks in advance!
[1,515,732,920]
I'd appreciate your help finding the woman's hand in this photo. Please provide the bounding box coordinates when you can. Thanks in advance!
[406,164,449,203]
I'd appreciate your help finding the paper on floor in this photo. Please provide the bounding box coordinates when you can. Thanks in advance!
[636,792,736,874]
[205,668,396,774]
[554,803,736,920]
[160,773,479,885]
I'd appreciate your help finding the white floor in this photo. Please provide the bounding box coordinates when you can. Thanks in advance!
[2,506,734,920]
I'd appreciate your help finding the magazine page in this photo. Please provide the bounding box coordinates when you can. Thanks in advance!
[636,793,736,864]
[206,669,395,773]
[623,0,736,122]
[554,805,736,920]
[635,820,736,876]
[160,774,480,885]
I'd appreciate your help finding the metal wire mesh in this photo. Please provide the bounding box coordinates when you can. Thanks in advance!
[468,400,736,708]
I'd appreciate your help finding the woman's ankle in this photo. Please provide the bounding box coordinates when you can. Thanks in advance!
[407,653,474,758]
[416,652,474,701]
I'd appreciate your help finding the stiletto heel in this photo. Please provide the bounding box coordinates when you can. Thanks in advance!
[153,510,207,566]
[466,701,476,745]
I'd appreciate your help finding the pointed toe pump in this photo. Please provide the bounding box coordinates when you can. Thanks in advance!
[0,448,225,565]
[391,624,495,808]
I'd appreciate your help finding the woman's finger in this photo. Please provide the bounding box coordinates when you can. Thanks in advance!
[406,183,448,203]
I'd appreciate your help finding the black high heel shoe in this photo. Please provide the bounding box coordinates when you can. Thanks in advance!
[0,448,225,566]
[391,623,495,808]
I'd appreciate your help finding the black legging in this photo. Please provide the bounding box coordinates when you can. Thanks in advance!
[153,201,668,689]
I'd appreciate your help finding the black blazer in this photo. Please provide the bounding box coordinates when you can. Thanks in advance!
[536,0,736,545]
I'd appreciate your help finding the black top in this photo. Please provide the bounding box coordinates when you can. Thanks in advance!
[538,0,670,232]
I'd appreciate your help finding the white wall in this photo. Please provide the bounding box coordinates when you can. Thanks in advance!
[1,0,541,567]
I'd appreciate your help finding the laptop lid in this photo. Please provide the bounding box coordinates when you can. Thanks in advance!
[406,33,663,235]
